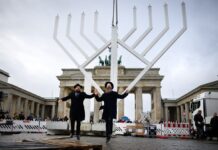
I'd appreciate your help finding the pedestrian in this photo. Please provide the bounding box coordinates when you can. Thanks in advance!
[13,112,19,120]
[18,112,25,120]
[94,81,129,143]
[58,83,94,140]
[64,116,69,121]
[27,113,33,121]
[194,110,204,139]
[209,112,218,140]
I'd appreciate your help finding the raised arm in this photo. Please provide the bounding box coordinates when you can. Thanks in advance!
[117,92,129,99]
[61,93,72,101]
[95,94,104,102]
[93,89,104,102]
[84,92,95,99]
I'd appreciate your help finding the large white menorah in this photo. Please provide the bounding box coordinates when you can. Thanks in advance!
[53,1,187,94]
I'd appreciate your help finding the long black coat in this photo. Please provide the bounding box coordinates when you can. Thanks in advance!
[95,91,128,120]
[61,92,94,121]
[194,113,204,128]
[210,116,218,130]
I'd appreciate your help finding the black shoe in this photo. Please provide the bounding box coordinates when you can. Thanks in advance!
[70,134,74,138]
[106,136,111,143]
[77,135,80,140]
[106,138,110,143]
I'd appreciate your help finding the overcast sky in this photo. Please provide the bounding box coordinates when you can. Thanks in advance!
[0,0,218,120]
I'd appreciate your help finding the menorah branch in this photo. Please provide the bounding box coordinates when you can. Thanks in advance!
[80,12,99,51]
[131,5,153,50]
[81,41,111,68]
[141,3,169,56]
[121,6,137,42]
[118,39,149,65]
[94,11,108,43]
[125,2,187,93]
[53,15,103,94]
[66,14,89,59]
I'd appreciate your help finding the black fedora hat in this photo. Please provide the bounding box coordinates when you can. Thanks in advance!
[104,81,114,89]
[73,83,83,89]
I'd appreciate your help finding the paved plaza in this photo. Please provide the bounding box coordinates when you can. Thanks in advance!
[0,133,218,150]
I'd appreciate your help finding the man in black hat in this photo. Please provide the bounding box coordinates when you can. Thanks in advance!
[194,110,204,139]
[209,112,218,140]
[58,83,94,140]
[94,81,129,143]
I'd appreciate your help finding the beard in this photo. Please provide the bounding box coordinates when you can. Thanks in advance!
[75,89,81,93]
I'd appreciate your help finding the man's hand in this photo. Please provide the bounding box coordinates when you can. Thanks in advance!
[58,99,62,103]
[94,89,99,96]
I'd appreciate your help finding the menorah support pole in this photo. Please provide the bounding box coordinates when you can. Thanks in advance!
[84,72,92,122]
[110,26,118,91]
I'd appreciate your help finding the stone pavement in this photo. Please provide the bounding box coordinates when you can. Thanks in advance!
[0,133,218,150]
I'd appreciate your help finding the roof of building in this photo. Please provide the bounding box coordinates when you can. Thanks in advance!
[0,80,46,101]
[0,69,10,77]
[162,98,177,103]
[176,80,218,102]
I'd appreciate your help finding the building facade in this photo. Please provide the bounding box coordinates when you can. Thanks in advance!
[0,69,57,120]
[163,80,218,123]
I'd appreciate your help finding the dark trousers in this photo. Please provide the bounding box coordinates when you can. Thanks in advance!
[71,119,81,135]
[209,128,218,139]
[105,117,113,137]
[196,126,204,139]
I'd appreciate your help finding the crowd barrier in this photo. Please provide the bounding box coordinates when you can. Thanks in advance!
[0,120,46,133]
[155,122,190,138]
[0,120,190,138]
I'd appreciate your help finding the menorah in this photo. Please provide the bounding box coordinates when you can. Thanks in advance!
[53,0,187,95]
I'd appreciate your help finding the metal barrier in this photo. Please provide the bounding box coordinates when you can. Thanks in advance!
[0,120,190,138]
[0,120,46,133]
[114,123,135,135]
[155,122,190,138]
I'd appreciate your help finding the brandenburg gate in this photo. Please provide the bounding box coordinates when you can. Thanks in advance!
[57,66,163,123]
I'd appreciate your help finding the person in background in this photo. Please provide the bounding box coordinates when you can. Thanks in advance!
[27,113,34,121]
[209,112,218,140]
[18,112,25,120]
[64,116,69,121]
[13,112,19,120]
[194,110,204,139]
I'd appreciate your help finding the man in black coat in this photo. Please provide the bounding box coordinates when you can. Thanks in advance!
[59,83,94,140]
[94,82,129,143]
[18,112,25,120]
[209,112,218,140]
[194,110,204,139]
